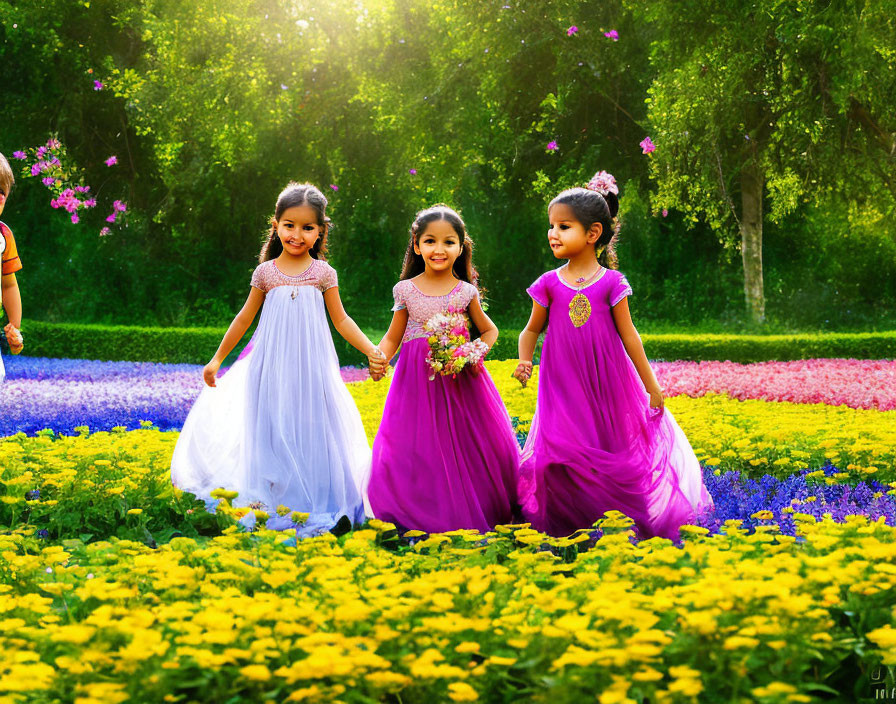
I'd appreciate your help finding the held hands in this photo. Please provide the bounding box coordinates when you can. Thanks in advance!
[512,360,533,388]
[3,324,23,355]
[367,347,388,382]
[203,359,222,387]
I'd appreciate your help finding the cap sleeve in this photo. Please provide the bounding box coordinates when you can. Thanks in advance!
[1,224,22,276]
[609,271,633,307]
[526,272,550,308]
[464,281,480,307]
[317,261,338,292]
[391,281,407,312]
[250,263,268,293]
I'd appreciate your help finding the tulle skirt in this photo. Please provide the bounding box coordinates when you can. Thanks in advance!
[368,338,520,533]
[171,286,371,534]
[519,308,713,540]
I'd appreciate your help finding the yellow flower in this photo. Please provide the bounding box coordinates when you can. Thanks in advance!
[448,682,479,702]
[127,508,143,515]
[239,664,272,681]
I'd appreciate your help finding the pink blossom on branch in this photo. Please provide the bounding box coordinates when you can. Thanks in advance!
[546,140,558,151]
[604,30,619,41]
[93,80,104,90]
[567,26,578,36]
[640,136,656,154]
[105,155,118,166]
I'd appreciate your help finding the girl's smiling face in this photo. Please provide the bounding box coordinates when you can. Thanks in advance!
[414,218,463,274]
[547,203,601,259]
[275,204,322,256]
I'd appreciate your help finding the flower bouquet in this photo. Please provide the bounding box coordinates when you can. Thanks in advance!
[423,305,489,380]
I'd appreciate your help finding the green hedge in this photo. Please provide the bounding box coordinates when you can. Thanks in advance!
[16,319,895,365]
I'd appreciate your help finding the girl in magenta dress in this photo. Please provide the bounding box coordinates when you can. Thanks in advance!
[513,171,713,539]
[367,205,519,533]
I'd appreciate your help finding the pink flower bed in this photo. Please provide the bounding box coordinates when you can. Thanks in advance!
[654,358,896,410]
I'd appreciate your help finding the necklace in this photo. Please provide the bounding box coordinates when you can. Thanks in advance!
[567,265,602,327]
[280,259,315,300]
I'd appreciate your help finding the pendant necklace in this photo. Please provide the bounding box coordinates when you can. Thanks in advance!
[290,260,314,300]
[568,265,602,328]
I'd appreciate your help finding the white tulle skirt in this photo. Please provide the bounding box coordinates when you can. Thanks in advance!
[171,285,371,533]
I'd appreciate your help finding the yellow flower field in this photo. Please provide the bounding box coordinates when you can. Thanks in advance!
[1,515,894,703]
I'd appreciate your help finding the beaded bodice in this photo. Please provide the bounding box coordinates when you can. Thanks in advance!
[392,278,479,343]
[250,258,337,294]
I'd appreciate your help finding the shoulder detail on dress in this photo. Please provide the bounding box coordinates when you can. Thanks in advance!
[249,261,271,291]
[316,259,338,291]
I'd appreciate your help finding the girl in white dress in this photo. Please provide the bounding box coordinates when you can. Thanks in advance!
[171,182,386,534]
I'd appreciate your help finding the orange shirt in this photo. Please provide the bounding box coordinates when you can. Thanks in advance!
[0,222,22,276]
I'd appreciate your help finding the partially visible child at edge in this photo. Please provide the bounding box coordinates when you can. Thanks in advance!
[366,205,520,533]
[0,152,24,384]
[171,182,387,536]
[512,171,713,540]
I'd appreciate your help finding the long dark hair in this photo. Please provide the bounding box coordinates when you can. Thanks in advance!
[259,182,331,263]
[399,204,480,286]
[549,187,621,269]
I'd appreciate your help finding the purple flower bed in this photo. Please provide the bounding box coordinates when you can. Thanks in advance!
[0,356,369,436]
[697,465,896,535]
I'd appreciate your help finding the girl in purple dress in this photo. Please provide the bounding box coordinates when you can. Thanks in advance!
[512,171,713,539]
[367,205,519,533]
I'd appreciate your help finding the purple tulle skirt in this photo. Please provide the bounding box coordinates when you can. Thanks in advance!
[368,338,520,533]
[519,269,714,540]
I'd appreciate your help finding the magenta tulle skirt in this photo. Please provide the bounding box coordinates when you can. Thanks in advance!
[518,288,713,540]
[368,338,520,533]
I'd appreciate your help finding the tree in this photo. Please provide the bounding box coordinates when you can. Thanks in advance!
[636,0,896,324]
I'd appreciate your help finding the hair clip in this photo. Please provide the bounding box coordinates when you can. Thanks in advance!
[585,170,618,197]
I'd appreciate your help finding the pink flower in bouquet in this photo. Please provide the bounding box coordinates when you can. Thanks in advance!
[12,151,26,160]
